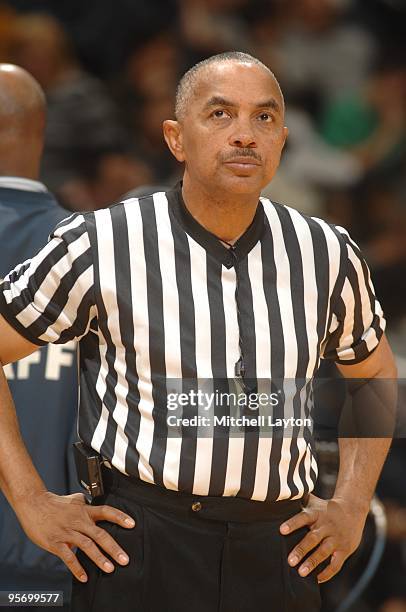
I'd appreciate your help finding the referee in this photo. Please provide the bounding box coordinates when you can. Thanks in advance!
[0,52,397,612]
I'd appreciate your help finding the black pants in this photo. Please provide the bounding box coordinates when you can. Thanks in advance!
[70,467,321,612]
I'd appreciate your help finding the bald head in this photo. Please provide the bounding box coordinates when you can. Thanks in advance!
[0,64,46,178]
[175,51,284,121]
[0,63,46,129]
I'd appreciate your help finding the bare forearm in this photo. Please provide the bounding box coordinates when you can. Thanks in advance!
[334,335,397,511]
[0,364,47,508]
[334,437,391,513]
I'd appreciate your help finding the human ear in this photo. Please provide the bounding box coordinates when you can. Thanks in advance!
[281,126,289,151]
[163,120,185,162]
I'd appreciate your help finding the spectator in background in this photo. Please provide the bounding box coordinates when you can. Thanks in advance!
[114,30,182,183]
[318,54,406,327]
[8,13,130,210]
[125,31,179,102]
[178,0,252,60]
[68,152,153,211]
[320,55,406,179]
[262,105,363,216]
[255,0,377,109]
[0,63,78,607]
[0,2,16,60]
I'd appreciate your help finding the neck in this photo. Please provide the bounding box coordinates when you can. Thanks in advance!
[0,150,41,181]
[182,174,260,243]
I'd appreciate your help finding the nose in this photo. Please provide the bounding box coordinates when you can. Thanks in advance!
[229,118,257,148]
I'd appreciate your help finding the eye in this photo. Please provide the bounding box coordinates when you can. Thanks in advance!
[258,112,272,122]
[211,109,229,119]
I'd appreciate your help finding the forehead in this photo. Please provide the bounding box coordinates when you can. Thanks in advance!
[192,61,283,110]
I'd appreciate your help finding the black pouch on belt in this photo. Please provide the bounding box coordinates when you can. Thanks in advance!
[73,441,105,499]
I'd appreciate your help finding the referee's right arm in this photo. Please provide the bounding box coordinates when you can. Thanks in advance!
[0,214,136,584]
[0,313,135,583]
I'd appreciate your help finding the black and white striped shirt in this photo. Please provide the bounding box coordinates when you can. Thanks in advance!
[0,183,385,501]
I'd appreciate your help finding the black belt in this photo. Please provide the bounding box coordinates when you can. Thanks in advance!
[100,464,309,523]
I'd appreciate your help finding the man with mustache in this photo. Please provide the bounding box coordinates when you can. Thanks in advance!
[0,52,397,611]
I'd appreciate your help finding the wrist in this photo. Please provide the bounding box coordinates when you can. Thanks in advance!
[332,492,370,518]
[10,484,49,514]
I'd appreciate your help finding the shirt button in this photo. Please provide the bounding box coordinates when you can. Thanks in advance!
[191,501,202,512]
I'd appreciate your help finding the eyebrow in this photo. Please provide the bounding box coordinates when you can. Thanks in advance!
[203,95,282,114]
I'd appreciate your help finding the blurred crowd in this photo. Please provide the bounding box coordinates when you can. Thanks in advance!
[0,0,405,610]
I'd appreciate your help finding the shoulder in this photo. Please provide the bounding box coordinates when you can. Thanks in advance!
[260,196,348,248]
[97,190,168,215]
[51,210,90,244]
[82,190,168,235]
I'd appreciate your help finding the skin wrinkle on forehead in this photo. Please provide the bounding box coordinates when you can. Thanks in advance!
[203,95,282,115]
[175,59,285,122]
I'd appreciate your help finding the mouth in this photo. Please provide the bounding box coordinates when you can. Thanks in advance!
[224,157,261,167]
[225,157,261,176]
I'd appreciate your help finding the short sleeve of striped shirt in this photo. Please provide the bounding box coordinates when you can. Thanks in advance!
[322,227,386,364]
[0,213,94,346]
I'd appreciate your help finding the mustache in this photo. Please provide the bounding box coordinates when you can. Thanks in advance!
[220,149,262,163]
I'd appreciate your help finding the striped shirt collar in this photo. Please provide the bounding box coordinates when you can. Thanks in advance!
[0,176,48,193]
[167,182,265,268]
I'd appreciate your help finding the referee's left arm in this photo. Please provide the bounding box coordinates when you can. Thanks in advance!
[280,227,397,583]
[280,334,396,583]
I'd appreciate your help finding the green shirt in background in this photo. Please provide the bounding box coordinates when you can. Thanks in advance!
[321,95,378,148]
